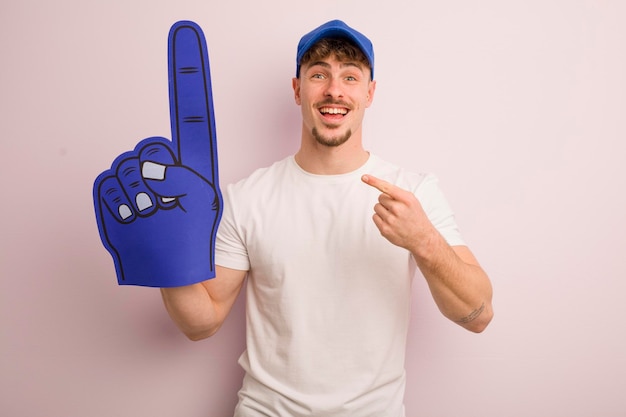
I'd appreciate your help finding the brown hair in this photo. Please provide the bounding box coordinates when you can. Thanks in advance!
[298,38,371,76]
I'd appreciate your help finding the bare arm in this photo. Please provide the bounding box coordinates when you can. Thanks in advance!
[160,265,247,341]
[413,240,493,332]
[362,175,493,333]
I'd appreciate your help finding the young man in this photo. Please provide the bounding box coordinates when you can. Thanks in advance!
[161,19,493,416]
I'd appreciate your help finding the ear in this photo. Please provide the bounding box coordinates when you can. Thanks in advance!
[292,77,301,105]
[365,80,377,108]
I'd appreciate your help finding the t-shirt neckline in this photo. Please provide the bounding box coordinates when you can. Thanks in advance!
[289,153,376,183]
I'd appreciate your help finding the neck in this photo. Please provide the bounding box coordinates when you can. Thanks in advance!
[294,134,369,175]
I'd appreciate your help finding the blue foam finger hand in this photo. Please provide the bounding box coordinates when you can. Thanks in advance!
[93,21,222,287]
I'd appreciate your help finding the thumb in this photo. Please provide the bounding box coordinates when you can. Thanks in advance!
[142,162,216,209]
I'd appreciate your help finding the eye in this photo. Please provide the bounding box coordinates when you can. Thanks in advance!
[345,75,357,81]
[312,73,325,80]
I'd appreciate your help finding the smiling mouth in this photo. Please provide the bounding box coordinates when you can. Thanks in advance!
[320,106,348,115]
[319,106,348,116]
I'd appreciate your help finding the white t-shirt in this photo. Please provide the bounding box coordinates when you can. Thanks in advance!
[215,154,464,417]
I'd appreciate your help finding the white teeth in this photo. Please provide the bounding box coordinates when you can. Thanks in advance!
[320,107,347,115]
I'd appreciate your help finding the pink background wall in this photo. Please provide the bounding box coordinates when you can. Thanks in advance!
[2,1,625,416]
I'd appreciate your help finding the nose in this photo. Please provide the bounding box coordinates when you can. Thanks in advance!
[324,77,343,98]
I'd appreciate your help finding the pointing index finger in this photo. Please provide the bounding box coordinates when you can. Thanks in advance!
[168,21,219,184]
[362,174,406,200]
[362,174,391,193]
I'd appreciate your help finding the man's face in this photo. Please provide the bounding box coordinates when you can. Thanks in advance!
[293,54,376,147]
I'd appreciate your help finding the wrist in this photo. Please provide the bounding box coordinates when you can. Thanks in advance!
[410,226,446,264]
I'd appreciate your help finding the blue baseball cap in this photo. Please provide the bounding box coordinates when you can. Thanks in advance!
[296,20,375,80]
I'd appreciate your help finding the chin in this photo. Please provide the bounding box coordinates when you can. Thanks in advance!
[312,127,352,147]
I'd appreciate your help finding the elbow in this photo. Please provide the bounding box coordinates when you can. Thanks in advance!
[181,322,221,341]
[464,306,494,333]
[186,332,211,342]
[184,327,217,342]
[466,315,492,333]
[165,306,225,342]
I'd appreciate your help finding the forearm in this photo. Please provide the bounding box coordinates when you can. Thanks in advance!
[412,230,493,332]
[160,284,221,341]
[160,266,247,340]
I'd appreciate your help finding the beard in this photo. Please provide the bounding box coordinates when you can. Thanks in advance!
[312,126,352,147]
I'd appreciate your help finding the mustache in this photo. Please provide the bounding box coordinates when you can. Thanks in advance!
[316,99,353,110]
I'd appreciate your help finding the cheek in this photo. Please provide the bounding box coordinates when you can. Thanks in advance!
[299,90,320,113]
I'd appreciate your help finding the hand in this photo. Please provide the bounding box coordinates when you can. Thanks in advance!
[361,174,435,253]
[93,21,222,287]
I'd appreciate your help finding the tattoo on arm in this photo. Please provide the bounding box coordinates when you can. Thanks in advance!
[457,302,485,324]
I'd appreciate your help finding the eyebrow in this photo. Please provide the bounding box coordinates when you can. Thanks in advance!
[307,60,364,71]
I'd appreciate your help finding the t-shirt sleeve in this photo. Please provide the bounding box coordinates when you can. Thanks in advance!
[415,174,466,247]
[215,185,251,271]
